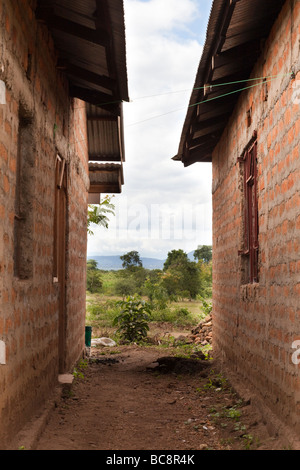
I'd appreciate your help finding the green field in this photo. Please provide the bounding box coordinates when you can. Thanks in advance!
[86,269,212,342]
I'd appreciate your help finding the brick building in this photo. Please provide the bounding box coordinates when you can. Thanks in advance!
[0,0,128,448]
[174,0,300,442]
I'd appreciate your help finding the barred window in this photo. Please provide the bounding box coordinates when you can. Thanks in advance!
[238,132,259,284]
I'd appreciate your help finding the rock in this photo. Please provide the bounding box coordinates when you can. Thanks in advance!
[199,443,208,450]
[190,315,212,346]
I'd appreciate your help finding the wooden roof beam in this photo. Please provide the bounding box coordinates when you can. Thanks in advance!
[36,8,110,47]
[89,182,122,194]
[190,124,226,145]
[183,154,212,167]
[70,85,121,113]
[57,60,116,92]
[190,112,231,138]
[88,153,121,162]
[212,39,262,71]
[188,132,223,153]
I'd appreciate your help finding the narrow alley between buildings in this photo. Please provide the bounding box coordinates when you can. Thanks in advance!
[18,344,292,451]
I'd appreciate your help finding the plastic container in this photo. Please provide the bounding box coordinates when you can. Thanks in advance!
[85,326,92,347]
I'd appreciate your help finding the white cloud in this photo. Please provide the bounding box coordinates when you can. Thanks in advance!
[124,0,200,38]
[87,0,213,260]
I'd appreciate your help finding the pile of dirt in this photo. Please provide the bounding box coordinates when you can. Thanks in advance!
[147,355,211,375]
[189,314,212,346]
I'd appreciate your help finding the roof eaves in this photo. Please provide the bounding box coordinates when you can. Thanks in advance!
[174,0,286,166]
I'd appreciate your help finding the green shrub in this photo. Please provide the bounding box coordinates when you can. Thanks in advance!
[86,299,120,329]
[113,296,152,343]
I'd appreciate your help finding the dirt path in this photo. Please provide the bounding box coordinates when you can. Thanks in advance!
[34,344,285,451]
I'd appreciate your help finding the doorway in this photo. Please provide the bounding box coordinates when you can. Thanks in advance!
[54,155,68,373]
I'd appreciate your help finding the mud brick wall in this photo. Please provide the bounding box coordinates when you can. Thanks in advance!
[0,0,89,447]
[212,0,300,437]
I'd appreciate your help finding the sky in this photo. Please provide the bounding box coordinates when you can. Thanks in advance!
[87,0,214,260]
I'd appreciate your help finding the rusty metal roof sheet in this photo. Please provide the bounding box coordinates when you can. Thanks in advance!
[86,103,125,163]
[36,0,129,105]
[89,162,124,194]
[174,0,286,167]
[36,0,128,193]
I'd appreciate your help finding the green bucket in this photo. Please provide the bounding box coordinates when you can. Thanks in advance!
[85,326,92,347]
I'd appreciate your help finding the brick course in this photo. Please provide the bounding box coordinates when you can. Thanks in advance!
[212,0,300,437]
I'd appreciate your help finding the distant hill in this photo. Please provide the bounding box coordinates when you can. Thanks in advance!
[87,249,200,271]
[87,255,165,271]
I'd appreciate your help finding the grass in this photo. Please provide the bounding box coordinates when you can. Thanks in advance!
[86,268,212,349]
[86,291,210,341]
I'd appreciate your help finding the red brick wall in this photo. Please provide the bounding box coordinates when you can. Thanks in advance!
[212,0,300,438]
[0,1,89,447]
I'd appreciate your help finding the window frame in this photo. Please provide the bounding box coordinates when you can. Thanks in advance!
[238,132,259,284]
[53,154,67,282]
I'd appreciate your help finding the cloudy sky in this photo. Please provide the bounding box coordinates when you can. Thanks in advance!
[87,0,213,260]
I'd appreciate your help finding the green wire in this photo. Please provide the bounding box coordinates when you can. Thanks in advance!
[191,76,276,108]
[193,72,293,92]
[126,74,283,127]
[91,72,294,110]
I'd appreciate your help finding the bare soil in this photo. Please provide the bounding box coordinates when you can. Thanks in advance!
[34,340,289,451]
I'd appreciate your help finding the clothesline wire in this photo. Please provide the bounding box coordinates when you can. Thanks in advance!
[126,74,281,127]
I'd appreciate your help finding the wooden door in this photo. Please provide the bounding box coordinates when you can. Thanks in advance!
[54,155,67,373]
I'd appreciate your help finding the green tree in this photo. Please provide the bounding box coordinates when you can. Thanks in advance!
[163,249,188,271]
[86,259,103,293]
[193,245,212,263]
[162,249,201,300]
[87,196,115,235]
[198,260,212,298]
[120,251,143,269]
[114,278,137,299]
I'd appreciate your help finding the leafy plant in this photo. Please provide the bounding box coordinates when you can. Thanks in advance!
[242,434,256,450]
[87,196,115,235]
[86,259,103,293]
[225,407,241,421]
[200,297,212,316]
[113,296,152,343]
[73,359,88,379]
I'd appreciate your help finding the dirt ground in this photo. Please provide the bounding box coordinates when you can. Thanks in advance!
[34,340,293,451]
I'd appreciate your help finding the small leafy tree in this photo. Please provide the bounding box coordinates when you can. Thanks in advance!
[86,259,103,293]
[113,296,151,343]
[87,196,115,235]
[162,249,201,300]
[194,245,212,263]
[114,278,137,299]
[120,251,143,269]
[163,249,188,271]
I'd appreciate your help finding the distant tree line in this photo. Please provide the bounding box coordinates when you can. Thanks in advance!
[87,246,212,302]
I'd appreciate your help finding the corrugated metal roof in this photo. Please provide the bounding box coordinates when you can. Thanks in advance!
[89,162,124,193]
[174,0,286,167]
[86,103,125,162]
[36,0,129,104]
[36,0,128,192]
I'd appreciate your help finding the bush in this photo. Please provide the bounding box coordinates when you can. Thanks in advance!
[86,299,120,330]
[86,260,103,293]
[114,278,137,298]
[113,296,152,343]
[149,306,195,327]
